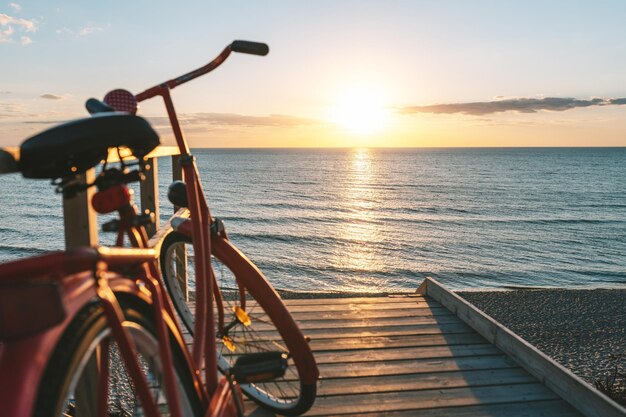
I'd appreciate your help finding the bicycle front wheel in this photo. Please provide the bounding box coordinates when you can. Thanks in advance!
[160,231,318,416]
[34,293,203,417]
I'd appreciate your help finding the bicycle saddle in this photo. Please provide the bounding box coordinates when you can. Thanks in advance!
[19,113,160,179]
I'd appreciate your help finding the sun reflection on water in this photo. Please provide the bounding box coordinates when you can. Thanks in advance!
[330,148,386,292]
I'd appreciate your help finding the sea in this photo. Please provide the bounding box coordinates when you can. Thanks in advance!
[1,147,625,292]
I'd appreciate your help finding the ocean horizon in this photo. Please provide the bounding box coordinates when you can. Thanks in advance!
[1,147,625,291]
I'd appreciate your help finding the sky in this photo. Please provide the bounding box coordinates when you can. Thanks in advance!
[2,1,626,147]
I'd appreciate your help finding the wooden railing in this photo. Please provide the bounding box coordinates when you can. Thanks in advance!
[0,145,182,248]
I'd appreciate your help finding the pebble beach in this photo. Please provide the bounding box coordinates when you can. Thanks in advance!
[459,288,626,393]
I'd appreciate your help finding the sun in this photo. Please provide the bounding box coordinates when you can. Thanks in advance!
[331,86,388,135]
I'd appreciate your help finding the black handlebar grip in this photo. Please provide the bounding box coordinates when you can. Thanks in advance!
[231,40,269,56]
[85,98,115,115]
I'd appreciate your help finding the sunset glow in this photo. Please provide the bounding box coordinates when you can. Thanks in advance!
[1,2,626,147]
[330,87,389,136]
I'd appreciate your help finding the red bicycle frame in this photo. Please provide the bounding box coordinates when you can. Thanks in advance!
[0,247,208,417]
[133,43,245,394]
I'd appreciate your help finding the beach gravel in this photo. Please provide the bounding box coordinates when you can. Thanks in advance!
[458,289,626,390]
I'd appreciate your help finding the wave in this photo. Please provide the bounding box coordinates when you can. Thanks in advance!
[0,245,49,257]
[398,206,475,215]
[229,231,395,250]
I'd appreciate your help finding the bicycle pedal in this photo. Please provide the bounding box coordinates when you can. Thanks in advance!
[230,352,288,384]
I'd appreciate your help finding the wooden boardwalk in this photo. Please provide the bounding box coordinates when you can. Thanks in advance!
[252,294,584,417]
[182,278,625,416]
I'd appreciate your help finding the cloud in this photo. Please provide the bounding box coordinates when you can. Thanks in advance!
[149,112,325,129]
[56,25,104,37]
[8,3,21,12]
[78,26,103,36]
[0,102,23,112]
[0,12,36,43]
[191,112,323,127]
[0,25,13,42]
[398,97,626,116]
[0,13,36,31]
[0,101,32,119]
[40,93,64,100]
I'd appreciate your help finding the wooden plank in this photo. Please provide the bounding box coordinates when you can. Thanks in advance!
[314,332,485,351]
[302,383,558,416]
[311,343,502,364]
[317,355,518,379]
[250,368,537,397]
[231,332,487,351]
[281,294,423,305]
[219,332,485,353]
[249,313,464,332]
[63,168,98,248]
[287,306,454,321]
[420,277,626,417]
[291,322,474,339]
[329,400,582,417]
[215,344,503,366]
[252,322,474,340]
[279,300,443,313]
[317,368,536,396]
[140,157,159,237]
[191,300,450,319]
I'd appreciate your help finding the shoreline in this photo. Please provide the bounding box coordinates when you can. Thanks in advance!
[276,285,626,298]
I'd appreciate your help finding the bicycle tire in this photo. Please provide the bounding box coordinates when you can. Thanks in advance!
[34,293,203,417]
[160,231,317,416]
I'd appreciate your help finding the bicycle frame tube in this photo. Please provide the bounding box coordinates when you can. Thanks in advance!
[135,46,233,104]
[114,197,212,408]
[135,84,220,394]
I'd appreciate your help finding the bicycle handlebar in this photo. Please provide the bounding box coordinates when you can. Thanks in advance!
[231,40,269,56]
[135,40,268,102]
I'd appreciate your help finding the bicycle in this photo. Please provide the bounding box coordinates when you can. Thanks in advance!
[94,40,319,416]
[0,111,287,416]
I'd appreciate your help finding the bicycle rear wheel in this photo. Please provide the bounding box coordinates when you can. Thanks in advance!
[160,231,317,416]
[34,293,203,417]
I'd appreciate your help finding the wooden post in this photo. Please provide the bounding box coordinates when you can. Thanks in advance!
[140,158,159,238]
[59,147,181,414]
[170,154,188,299]
[171,154,183,182]
[63,169,98,249]
[63,169,98,416]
